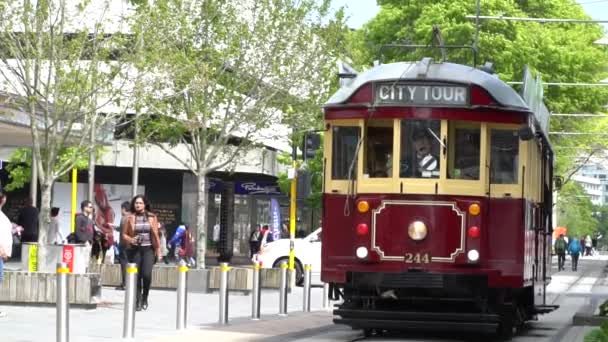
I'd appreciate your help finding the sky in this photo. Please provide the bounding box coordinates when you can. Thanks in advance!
[331,1,608,31]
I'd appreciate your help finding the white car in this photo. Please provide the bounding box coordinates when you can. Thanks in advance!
[256,228,322,285]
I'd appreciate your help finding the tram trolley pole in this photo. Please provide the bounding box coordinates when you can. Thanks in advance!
[279,261,288,316]
[123,263,138,339]
[252,261,261,320]
[176,260,189,330]
[219,262,230,325]
[302,264,312,312]
[56,263,70,342]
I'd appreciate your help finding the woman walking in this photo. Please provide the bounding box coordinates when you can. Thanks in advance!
[121,195,161,311]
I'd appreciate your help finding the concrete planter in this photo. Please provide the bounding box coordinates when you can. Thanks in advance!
[0,271,100,307]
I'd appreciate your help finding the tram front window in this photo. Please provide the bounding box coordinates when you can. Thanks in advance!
[332,126,360,180]
[490,129,519,184]
[448,122,480,180]
[365,122,393,178]
[400,120,441,178]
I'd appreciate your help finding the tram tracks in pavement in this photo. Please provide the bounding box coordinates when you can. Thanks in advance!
[549,265,597,306]
[548,260,608,342]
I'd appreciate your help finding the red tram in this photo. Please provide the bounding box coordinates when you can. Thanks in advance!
[321,58,556,338]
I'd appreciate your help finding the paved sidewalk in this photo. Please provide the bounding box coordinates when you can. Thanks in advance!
[153,311,333,342]
[0,284,330,342]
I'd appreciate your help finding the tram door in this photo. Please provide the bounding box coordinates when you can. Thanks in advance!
[534,147,552,306]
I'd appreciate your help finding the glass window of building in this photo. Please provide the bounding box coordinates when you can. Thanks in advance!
[448,122,481,180]
[400,119,441,178]
[490,129,519,184]
[364,121,394,178]
[332,126,360,180]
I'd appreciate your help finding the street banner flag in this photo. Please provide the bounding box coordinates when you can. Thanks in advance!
[270,197,281,241]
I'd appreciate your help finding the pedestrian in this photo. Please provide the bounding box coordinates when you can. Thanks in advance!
[259,224,274,251]
[178,225,195,267]
[47,207,64,244]
[0,192,13,318]
[121,195,162,311]
[75,200,95,244]
[280,223,290,239]
[17,197,39,243]
[159,224,170,264]
[585,235,593,256]
[115,201,131,290]
[568,237,582,271]
[249,225,261,258]
[168,223,186,259]
[555,234,567,271]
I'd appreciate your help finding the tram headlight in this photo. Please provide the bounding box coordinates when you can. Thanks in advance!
[356,246,369,259]
[467,249,480,262]
[408,221,428,241]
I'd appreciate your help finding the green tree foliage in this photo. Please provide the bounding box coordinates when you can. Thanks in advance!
[556,182,598,237]
[131,0,346,267]
[4,147,99,192]
[0,0,131,243]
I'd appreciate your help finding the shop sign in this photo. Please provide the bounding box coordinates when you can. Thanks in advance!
[236,181,282,195]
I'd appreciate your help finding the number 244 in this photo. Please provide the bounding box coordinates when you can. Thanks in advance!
[404,253,430,263]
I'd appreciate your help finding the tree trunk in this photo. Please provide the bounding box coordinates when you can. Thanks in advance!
[36,180,53,269]
[196,174,208,269]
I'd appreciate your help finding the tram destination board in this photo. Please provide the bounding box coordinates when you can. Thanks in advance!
[374,82,469,107]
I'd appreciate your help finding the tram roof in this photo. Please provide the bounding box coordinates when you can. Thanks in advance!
[326,61,529,111]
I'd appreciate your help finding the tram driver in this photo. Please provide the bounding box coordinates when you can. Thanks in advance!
[401,128,439,178]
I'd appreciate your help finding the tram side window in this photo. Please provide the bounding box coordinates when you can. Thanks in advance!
[332,126,360,180]
[365,122,394,178]
[400,120,441,178]
[448,122,480,180]
[490,129,519,184]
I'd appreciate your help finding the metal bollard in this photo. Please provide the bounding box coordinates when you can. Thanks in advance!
[123,263,138,339]
[56,263,70,342]
[219,262,230,325]
[176,260,189,330]
[279,261,288,316]
[251,261,261,320]
[302,264,312,312]
[322,283,330,310]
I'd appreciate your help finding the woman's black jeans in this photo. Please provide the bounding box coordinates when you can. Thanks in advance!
[126,246,155,302]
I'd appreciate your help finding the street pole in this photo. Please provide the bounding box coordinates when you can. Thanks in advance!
[56,263,70,342]
[131,117,139,198]
[289,133,297,287]
[70,169,77,234]
[88,118,96,203]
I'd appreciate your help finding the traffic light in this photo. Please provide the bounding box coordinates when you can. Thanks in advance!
[302,132,321,161]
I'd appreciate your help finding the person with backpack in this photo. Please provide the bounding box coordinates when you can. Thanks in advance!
[249,225,261,258]
[555,234,567,271]
[568,237,582,271]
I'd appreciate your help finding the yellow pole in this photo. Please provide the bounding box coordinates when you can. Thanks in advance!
[70,168,77,233]
[289,160,297,271]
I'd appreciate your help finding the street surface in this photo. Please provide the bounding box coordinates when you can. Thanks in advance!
[0,255,606,341]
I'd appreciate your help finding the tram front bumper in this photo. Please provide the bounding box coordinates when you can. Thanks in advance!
[334,308,500,333]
